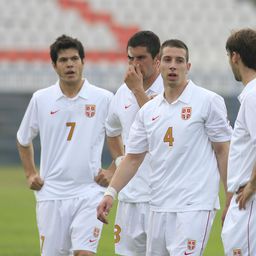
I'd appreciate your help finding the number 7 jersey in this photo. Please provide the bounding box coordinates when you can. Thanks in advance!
[17,79,113,201]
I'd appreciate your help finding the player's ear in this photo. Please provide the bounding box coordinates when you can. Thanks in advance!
[52,62,57,70]
[186,62,191,73]
[232,52,241,64]
[153,54,160,68]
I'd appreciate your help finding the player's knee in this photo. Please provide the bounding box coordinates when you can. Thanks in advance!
[74,250,95,256]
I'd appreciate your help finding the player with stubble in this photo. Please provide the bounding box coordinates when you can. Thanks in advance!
[97,39,232,256]
[102,30,163,256]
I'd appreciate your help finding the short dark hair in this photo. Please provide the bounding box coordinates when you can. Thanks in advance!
[226,28,256,70]
[127,31,161,59]
[160,39,189,62]
[50,35,85,64]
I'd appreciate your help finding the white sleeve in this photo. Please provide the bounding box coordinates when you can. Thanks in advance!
[204,94,232,142]
[244,93,256,146]
[105,95,122,137]
[17,94,39,146]
[126,110,148,154]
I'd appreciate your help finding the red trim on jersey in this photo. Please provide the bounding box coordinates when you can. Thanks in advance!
[247,200,254,256]
[199,211,211,256]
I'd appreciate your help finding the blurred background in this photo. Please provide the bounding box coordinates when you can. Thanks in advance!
[0,0,255,166]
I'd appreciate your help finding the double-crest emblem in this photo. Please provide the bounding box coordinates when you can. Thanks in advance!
[93,227,100,238]
[187,239,196,250]
[233,249,242,256]
[181,107,192,120]
[85,104,96,117]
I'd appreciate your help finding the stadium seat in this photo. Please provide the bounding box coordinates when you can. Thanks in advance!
[0,0,255,95]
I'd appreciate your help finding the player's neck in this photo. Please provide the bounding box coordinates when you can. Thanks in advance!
[242,69,256,86]
[164,80,188,103]
[60,79,84,98]
[143,71,159,91]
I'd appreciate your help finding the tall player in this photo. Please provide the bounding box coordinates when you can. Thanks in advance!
[222,28,256,255]
[105,31,163,255]
[98,39,232,255]
[17,35,113,256]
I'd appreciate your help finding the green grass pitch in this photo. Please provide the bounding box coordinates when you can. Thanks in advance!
[0,166,225,255]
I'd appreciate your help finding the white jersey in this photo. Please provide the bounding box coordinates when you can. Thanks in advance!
[17,79,113,201]
[127,80,232,211]
[227,78,256,193]
[106,75,163,202]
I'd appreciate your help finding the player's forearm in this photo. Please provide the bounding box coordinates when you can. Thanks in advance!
[109,152,146,193]
[213,141,233,208]
[106,160,116,172]
[132,88,149,108]
[95,136,124,187]
[212,141,230,193]
[17,141,37,178]
[107,136,125,162]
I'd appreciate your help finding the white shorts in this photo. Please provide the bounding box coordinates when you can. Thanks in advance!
[222,194,256,256]
[114,201,150,256]
[147,210,216,256]
[36,191,104,256]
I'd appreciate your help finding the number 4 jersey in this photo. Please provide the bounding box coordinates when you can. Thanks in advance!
[17,79,113,201]
[126,80,232,212]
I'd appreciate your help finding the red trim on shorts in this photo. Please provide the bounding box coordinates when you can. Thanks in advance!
[247,200,254,256]
[199,211,211,256]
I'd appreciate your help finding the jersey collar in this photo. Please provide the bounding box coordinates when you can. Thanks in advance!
[178,80,194,104]
[77,79,90,100]
[238,78,256,103]
[145,75,163,95]
[53,79,90,101]
[158,80,194,106]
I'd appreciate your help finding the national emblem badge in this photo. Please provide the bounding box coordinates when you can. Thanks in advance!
[85,104,96,117]
[181,107,192,120]
[233,248,242,256]
[187,239,196,250]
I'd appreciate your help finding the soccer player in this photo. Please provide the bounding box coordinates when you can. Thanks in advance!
[104,31,163,255]
[97,39,232,255]
[16,35,113,256]
[222,28,256,256]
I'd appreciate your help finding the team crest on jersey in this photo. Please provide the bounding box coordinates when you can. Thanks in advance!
[181,107,192,120]
[93,227,100,238]
[187,239,196,250]
[85,104,96,117]
[233,249,242,256]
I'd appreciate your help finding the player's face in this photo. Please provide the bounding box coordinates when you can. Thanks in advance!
[160,46,191,88]
[53,48,84,86]
[127,46,159,82]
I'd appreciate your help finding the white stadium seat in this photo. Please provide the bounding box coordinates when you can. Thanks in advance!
[0,0,255,95]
